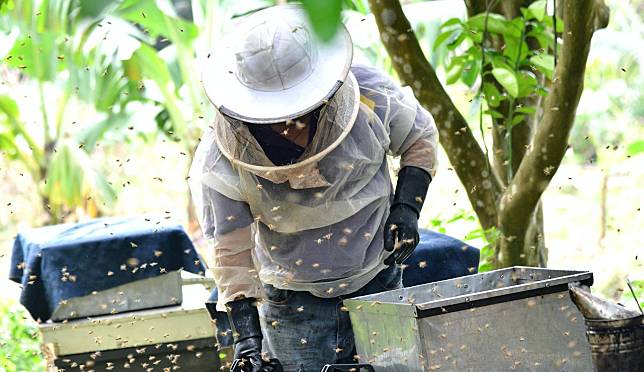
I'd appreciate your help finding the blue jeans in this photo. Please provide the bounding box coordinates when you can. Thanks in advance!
[259,265,403,372]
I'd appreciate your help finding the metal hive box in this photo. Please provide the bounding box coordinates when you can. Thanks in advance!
[344,267,594,371]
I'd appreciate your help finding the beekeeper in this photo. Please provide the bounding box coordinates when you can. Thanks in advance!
[190,4,438,371]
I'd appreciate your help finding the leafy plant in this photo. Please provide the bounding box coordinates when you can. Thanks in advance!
[428,210,498,272]
[359,0,611,268]
[0,0,149,222]
[434,0,559,183]
[0,301,45,372]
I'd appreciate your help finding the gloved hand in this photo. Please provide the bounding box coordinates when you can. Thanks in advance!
[227,298,283,372]
[383,204,420,265]
[384,166,431,266]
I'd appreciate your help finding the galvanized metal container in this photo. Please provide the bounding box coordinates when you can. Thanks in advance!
[585,315,644,372]
[344,267,595,371]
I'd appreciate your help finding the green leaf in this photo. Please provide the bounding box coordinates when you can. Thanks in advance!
[440,18,462,30]
[128,44,188,138]
[484,109,504,119]
[0,94,19,119]
[530,53,555,79]
[6,32,58,81]
[117,0,199,47]
[69,55,130,113]
[45,140,117,210]
[478,262,495,272]
[489,53,513,71]
[527,0,547,21]
[78,0,113,18]
[544,14,564,33]
[461,59,481,87]
[503,36,529,62]
[527,24,555,49]
[515,106,537,114]
[483,83,502,108]
[516,71,538,97]
[300,0,343,42]
[627,140,644,157]
[129,44,173,86]
[343,0,369,14]
[492,67,519,97]
[0,0,15,13]
[446,59,465,85]
[0,131,18,157]
[446,31,467,51]
[467,13,521,39]
[433,29,457,51]
[77,111,131,149]
[510,114,526,127]
[536,86,549,97]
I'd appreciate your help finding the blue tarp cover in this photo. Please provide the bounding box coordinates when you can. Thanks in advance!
[9,216,206,321]
[402,229,480,287]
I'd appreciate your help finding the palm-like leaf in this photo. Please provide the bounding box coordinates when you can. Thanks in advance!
[44,140,116,210]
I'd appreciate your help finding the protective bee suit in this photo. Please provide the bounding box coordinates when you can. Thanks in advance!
[190,5,438,371]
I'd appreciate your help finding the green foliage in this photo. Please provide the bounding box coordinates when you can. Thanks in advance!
[0,0,13,13]
[300,0,343,42]
[0,0,152,220]
[435,2,558,96]
[434,1,561,183]
[117,0,199,45]
[428,210,498,272]
[0,301,45,372]
[0,0,222,221]
[342,0,369,15]
[469,227,499,273]
[45,141,117,213]
[626,140,644,157]
[530,53,555,79]
[128,43,188,139]
[428,209,475,235]
[491,67,519,97]
[568,0,644,166]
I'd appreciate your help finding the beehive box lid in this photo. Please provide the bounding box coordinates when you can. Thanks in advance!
[345,266,593,318]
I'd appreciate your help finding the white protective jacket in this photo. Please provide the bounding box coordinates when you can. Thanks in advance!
[189,64,438,311]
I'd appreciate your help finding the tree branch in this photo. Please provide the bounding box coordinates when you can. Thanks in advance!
[368,0,502,229]
[497,0,607,265]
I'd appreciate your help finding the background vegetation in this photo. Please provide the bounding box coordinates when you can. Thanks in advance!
[0,0,641,369]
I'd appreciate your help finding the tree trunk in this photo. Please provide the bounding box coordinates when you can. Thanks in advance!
[513,201,547,267]
[497,212,548,267]
[369,0,608,269]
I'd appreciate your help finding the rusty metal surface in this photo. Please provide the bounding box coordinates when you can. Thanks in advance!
[344,267,595,371]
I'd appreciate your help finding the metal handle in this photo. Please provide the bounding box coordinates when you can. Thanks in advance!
[320,364,375,372]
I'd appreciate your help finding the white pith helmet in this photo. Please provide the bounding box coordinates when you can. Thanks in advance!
[201,4,354,124]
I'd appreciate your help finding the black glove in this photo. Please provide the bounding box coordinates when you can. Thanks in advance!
[384,166,431,266]
[227,298,283,372]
